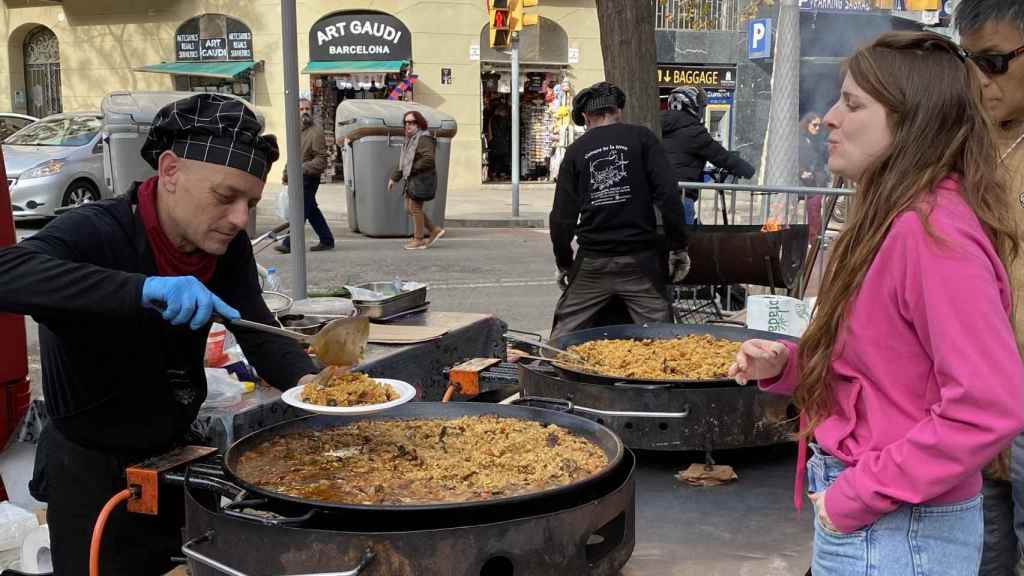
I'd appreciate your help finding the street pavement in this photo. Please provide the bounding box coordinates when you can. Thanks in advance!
[15,183,563,395]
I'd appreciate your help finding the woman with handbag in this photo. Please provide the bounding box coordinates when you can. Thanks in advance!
[388,110,445,250]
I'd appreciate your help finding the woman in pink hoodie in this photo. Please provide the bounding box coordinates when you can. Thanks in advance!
[730,32,1024,575]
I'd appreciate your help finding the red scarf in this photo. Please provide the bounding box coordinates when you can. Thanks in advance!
[137,176,217,283]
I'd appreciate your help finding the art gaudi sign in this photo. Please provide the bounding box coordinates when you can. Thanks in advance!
[309,11,412,62]
[176,15,253,62]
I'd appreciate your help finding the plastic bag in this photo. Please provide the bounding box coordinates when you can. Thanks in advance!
[0,502,38,553]
[276,188,290,221]
[345,286,388,301]
[745,295,811,338]
[202,368,246,409]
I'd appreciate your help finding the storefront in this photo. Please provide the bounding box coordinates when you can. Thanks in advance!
[1,1,610,191]
[136,14,259,103]
[304,10,415,182]
[656,64,738,149]
[478,17,575,183]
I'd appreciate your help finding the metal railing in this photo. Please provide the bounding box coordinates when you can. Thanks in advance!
[655,0,740,32]
[673,180,856,323]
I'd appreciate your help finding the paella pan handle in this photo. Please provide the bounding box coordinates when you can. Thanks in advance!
[221,498,318,527]
[513,395,575,414]
[706,319,746,328]
[183,531,375,576]
[612,382,672,390]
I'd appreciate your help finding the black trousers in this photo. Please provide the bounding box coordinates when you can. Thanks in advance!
[980,478,1019,575]
[31,425,185,576]
[282,175,334,248]
[550,251,671,341]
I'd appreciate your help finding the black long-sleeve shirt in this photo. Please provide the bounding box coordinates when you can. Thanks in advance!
[661,110,756,199]
[0,184,316,453]
[550,123,688,271]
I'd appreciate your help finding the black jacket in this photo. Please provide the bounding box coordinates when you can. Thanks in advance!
[661,110,756,199]
[0,184,316,454]
[799,133,829,188]
[550,123,688,271]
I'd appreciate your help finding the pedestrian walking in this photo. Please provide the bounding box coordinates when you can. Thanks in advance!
[276,98,334,254]
[730,32,1024,576]
[388,110,445,250]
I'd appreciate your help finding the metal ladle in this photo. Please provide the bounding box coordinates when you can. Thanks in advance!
[223,315,369,367]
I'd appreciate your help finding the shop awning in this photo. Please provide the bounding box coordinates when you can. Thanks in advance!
[302,60,408,75]
[135,61,258,79]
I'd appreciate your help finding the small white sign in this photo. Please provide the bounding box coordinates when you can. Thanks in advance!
[470,44,481,61]
[568,47,580,64]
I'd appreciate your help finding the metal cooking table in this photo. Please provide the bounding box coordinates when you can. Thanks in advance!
[192,311,506,449]
[624,445,813,575]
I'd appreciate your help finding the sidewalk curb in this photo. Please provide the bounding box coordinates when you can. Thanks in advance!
[264,214,548,230]
[444,217,547,229]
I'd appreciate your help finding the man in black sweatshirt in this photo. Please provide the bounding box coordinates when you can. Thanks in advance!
[0,94,319,575]
[549,82,690,340]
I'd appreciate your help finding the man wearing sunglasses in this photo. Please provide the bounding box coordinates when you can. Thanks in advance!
[958,2,1024,574]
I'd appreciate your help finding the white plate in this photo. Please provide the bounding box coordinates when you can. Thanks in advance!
[281,378,417,415]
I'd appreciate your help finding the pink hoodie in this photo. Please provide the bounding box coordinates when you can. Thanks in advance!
[761,176,1024,533]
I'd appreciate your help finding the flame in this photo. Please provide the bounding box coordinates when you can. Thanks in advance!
[761,218,781,232]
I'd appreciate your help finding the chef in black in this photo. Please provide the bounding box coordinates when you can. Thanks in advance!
[0,93,318,575]
[549,82,690,340]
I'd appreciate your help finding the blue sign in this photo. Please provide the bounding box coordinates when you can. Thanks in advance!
[748,18,772,60]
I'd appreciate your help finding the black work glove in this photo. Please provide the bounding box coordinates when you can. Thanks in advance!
[734,158,756,179]
[669,250,691,284]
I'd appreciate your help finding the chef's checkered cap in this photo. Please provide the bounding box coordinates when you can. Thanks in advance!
[141,93,279,181]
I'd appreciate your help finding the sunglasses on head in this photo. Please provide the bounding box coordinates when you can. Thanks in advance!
[965,44,1024,76]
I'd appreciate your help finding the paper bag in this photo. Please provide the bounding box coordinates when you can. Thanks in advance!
[746,294,810,338]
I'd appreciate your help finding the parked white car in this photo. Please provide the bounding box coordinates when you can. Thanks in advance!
[5,112,108,220]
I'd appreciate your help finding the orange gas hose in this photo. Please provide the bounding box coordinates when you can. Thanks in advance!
[442,384,456,403]
[90,488,133,576]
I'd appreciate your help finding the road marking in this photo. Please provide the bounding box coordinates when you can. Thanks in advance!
[418,279,557,289]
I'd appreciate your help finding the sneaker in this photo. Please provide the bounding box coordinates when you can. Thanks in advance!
[274,244,290,254]
[404,240,427,250]
[427,228,446,247]
[310,244,335,252]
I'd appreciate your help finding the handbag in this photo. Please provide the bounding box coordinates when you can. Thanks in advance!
[405,170,437,201]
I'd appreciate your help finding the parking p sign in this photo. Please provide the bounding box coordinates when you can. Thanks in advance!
[748,18,772,60]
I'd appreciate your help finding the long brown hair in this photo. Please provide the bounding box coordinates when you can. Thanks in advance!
[795,32,1019,435]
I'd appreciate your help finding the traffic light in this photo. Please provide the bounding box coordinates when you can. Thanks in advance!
[488,0,511,48]
[509,0,540,32]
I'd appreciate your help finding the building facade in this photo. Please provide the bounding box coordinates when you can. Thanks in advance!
[0,0,607,189]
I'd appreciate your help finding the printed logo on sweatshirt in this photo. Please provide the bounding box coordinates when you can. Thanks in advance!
[585,145,632,206]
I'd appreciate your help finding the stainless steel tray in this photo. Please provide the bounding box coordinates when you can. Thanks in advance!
[351,282,428,319]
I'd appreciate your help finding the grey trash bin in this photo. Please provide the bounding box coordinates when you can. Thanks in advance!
[101,91,264,197]
[334,100,457,238]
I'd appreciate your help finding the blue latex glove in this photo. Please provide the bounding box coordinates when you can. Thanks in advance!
[141,276,240,330]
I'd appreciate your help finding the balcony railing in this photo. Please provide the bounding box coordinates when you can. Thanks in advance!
[655,0,739,32]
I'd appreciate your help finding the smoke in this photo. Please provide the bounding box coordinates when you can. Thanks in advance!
[798,10,922,116]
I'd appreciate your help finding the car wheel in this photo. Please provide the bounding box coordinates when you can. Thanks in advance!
[62,180,100,209]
